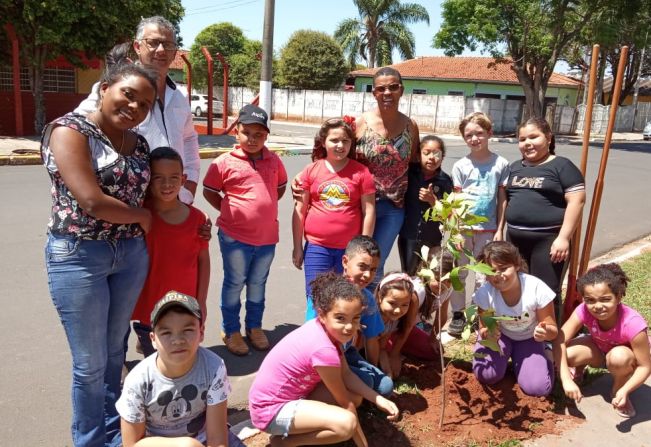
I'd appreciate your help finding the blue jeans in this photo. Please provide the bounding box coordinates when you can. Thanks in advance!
[219,230,276,335]
[345,346,394,396]
[303,242,345,321]
[368,199,405,291]
[45,233,148,447]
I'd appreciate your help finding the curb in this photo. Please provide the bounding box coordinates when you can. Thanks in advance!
[0,146,314,166]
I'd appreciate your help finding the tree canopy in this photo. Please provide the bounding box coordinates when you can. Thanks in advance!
[0,0,184,133]
[334,0,429,69]
[278,30,346,90]
[433,0,610,118]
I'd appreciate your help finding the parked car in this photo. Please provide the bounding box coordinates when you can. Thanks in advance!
[644,120,651,141]
[190,94,223,117]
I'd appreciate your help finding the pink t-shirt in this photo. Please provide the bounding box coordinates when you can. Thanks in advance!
[575,303,648,353]
[299,159,375,249]
[248,318,341,430]
[203,146,287,246]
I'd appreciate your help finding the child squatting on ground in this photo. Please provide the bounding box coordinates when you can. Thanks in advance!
[249,272,399,447]
[555,263,651,418]
[116,291,244,447]
[472,241,558,397]
[448,112,510,337]
[292,117,376,319]
[203,104,288,356]
[340,236,394,396]
[130,147,210,356]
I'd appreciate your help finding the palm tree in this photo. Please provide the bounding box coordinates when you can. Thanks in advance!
[334,0,430,69]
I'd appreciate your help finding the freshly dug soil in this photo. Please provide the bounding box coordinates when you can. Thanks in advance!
[244,358,579,447]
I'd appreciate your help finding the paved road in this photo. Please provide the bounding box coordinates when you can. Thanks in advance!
[1,137,650,446]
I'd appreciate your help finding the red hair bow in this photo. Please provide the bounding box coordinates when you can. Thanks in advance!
[343,115,356,132]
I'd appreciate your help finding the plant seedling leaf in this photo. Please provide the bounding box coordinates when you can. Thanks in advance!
[449,267,464,291]
[464,305,478,321]
[420,245,430,262]
[461,324,471,341]
[479,338,502,354]
[417,268,434,281]
[466,263,495,275]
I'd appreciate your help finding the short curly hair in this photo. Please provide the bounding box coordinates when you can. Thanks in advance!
[310,271,365,315]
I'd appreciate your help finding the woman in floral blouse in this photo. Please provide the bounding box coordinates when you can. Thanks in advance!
[40,46,157,447]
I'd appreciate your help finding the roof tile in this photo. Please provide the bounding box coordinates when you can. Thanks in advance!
[350,57,581,87]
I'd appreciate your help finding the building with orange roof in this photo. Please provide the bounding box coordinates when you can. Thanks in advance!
[349,57,581,107]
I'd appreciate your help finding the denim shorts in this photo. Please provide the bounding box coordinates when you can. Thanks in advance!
[265,400,303,437]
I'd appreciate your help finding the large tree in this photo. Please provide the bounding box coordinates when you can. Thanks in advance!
[564,0,650,106]
[0,0,184,133]
[334,0,429,69]
[278,30,346,90]
[433,0,609,118]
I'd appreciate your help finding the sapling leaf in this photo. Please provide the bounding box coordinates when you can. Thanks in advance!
[417,268,434,281]
[464,305,478,321]
[461,324,471,341]
[423,208,431,222]
[449,267,463,291]
[479,339,503,354]
[420,245,430,262]
[466,263,495,275]
[429,255,439,271]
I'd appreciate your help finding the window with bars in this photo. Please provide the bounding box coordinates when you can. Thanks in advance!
[0,67,75,92]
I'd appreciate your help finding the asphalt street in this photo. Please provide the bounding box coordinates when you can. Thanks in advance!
[1,134,650,446]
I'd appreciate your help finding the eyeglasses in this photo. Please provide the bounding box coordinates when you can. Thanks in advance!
[141,38,177,52]
[373,83,401,94]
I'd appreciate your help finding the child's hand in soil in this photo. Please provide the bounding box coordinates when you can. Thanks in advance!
[533,322,549,342]
[375,395,400,421]
[389,352,403,378]
[561,376,583,403]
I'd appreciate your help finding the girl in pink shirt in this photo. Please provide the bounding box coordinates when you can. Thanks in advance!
[248,272,398,446]
[292,117,376,319]
[556,263,651,418]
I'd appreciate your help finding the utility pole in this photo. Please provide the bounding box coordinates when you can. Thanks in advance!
[260,0,275,116]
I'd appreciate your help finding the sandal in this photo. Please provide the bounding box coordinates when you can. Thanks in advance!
[614,400,637,418]
[569,366,585,385]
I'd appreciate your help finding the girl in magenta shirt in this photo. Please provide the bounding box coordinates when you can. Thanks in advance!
[292,117,376,318]
[556,263,651,418]
[248,272,398,446]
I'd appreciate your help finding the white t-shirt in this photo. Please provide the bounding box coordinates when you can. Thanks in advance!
[116,347,230,442]
[472,272,555,341]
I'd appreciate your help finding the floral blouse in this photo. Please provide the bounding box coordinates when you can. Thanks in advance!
[356,125,413,208]
[41,113,150,240]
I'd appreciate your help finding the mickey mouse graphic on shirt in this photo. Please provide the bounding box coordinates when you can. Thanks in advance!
[157,384,208,435]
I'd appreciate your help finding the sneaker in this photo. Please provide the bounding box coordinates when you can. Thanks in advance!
[222,332,249,356]
[247,328,270,351]
[447,311,466,337]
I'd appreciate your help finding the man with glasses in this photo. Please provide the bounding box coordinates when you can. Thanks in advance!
[76,16,200,204]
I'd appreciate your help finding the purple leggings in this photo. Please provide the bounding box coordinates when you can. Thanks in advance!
[472,333,553,397]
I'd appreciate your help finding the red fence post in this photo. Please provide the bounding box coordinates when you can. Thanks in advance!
[5,24,24,136]
[200,47,213,135]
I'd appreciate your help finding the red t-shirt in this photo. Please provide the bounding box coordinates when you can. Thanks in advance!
[299,159,375,249]
[132,205,209,325]
[203,146,287,246]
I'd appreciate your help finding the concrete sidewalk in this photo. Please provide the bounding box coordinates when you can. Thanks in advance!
[0,123,644,166]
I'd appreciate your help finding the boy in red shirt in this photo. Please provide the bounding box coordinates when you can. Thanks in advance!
[131,147,210,356]
[203,105,287,356]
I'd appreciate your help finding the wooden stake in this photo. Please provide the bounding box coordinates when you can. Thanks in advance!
[578,46,629,278]
[562,45,599,322]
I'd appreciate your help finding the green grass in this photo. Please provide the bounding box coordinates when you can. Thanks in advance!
[393,377,421,395]
[621,251,651,323]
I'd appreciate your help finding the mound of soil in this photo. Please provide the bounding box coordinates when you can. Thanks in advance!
[245,358,580,446]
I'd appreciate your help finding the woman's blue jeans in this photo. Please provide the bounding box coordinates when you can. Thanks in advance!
[303,241,345,320]
[45,233,148,447]
[218,230,276,335]
[368,199,405,291]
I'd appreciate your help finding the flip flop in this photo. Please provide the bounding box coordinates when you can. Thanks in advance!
[569,366,585,385]
[614,400,637,418]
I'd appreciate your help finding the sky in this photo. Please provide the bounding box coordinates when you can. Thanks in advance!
[179,0,465,58]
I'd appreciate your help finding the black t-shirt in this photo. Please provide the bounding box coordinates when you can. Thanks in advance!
[400,163,454,244]
[506,156,584,229]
